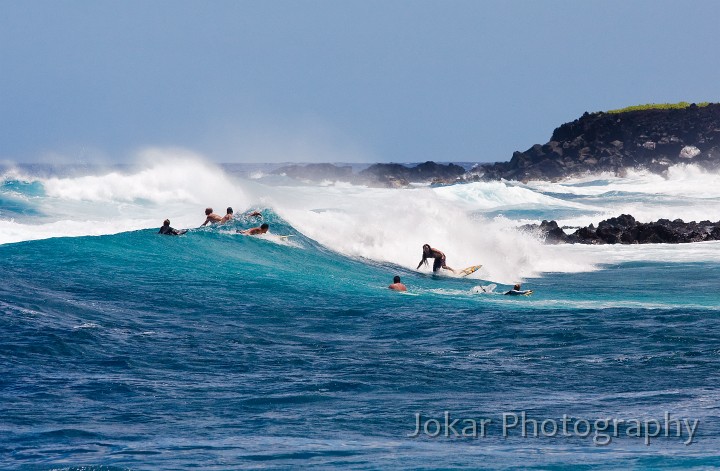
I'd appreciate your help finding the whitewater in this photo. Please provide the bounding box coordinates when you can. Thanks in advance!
[2,151,720,469]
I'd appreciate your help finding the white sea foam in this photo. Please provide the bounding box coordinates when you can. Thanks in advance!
[0,217,159,245]
[516,164,720,227]
[556,240,720,264]
[270,185,597,283]
[0,149,248,245]
[526,164,720,199]
[432,180,592,210]
[41,149,246,205]
[3,155,720,281]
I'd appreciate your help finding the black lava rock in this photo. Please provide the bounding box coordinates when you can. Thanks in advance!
[527,214,720,244]
[478,104,720,181]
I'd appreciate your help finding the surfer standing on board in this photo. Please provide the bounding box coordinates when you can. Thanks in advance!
[417,244,455,273]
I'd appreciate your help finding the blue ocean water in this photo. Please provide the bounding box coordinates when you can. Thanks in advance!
[2,161,720,469]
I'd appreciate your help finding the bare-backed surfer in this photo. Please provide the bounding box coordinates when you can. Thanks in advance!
[220,207,234,223]
[238,223,269,236]
[201,207,223,226]
[389,276,408,292]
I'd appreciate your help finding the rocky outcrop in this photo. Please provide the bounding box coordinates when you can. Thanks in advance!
[522,220,570,244]
[272,161,465,187]
[357,161,465,186]
[478,103,720,181]
[273,103,720,185]
[523,214,720,244]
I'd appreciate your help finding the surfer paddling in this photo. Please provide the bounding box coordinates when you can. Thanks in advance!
[504,283,533,296]
[201,207,223,226]
[220,207,234,223]
[389,276,407,292]
[158,219,186,236]
[238,223,269,236]
[417,244,455,274]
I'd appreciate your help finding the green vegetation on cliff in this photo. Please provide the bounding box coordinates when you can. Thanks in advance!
[607,102,710,114]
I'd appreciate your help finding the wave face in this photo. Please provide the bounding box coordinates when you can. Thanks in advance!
[2,156,720,469]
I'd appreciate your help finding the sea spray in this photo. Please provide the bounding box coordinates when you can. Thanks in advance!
[266,184,595,282]
[3,158,720,282]
[0,150,249,244]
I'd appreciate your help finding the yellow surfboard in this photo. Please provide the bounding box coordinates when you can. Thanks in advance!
[459,264,482,277]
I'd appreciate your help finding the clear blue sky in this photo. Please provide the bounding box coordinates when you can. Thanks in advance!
[1,0,718,164]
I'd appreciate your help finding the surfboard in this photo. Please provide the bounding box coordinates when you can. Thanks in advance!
[504,289,533,296]
[471,283,497,294]
[459,264,482,277]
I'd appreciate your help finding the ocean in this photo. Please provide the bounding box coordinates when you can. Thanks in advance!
[2,155,720,469]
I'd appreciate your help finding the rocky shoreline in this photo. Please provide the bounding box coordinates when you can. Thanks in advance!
[477,103,720,182]
[273,103,720,187]
[269,105,720,246]
[272,161,466,187]
[522,214,720,245]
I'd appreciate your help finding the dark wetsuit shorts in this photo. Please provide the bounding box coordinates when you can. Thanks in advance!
[433,256,445,272]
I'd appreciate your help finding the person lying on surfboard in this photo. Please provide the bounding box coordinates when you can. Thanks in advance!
[417,244,455,273]
[389,276,408,292]
[220,207,234,223]
[158,219,187,236]
[201,207,223,226]
[237,223,269,236]
[504,283,533,296]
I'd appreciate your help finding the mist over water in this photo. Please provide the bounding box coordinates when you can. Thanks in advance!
[2,152,720,469]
